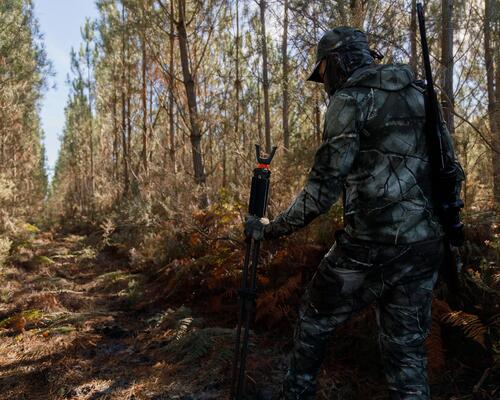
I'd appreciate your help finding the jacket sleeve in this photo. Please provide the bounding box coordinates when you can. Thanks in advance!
[264,90,360,239]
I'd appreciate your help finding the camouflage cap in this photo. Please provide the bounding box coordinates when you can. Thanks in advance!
[307,26,369,82]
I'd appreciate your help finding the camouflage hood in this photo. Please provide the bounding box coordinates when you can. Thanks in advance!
[307,26,374,83]
[343,63,414,91]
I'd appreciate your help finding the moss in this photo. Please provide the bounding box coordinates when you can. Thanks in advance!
[40,325,76,335]
[23,223,40,234]
[32,255,55,266]
[0,309,44,328]
[98,271,135,284]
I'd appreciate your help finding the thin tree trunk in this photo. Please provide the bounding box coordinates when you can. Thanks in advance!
[350,0,364,28]
[223,93,228,187]
[169,0,176,174]
[462,138,468,208]
[87,43,94,207]
[484,0,500,207]
[259,0,272,153]
[282,0,290,151]
[222,140,227,188]
[441,0,454,135]
[126,58,132,187]
[314,95,321,144]
[141,32,148,175]
[235,0,241,146]
[112,77,118,182]
[312,6,321,144]
[495,45,500,209]
[121,3,130,197]
[338,0,348,25]
[257,81,263,146]
[410,0,418,74]
[148,63,153,166]
[176,0,208,206]
[0,131,4,167]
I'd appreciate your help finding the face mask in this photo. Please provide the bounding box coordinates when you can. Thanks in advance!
[323,53,348,95]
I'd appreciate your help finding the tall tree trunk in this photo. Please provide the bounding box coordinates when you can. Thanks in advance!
[350,0,364,28]
[126,57,132,188]
[223,92,228,188]
[441,0,454,135]
[86,43,94,208]
[461,137,468,208]
[314,95,321,144]
[259,0,272,153]
[222,139,227,188]
[282,0,290,151]
[112,76,118,182]
[235,0,241,147]
[148,63,153,166]
[257,81,263,146]
[338,0,348,25]
[410,0,418,74]
[141,32,148,175]
[495,45,500,210]
[312,6,321,144]
[0,130,4,168]
[121,3,130,198]
[176,0,208,207]
[484,0,500,207]
[169,0,176,174]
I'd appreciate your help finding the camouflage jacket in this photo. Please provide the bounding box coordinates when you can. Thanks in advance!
[265,63,463,244]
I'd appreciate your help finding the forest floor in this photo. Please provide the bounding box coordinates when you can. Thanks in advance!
[0,228,497,400]
[0,230,288,400]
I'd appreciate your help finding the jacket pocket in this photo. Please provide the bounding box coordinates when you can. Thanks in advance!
[334,229,374,269]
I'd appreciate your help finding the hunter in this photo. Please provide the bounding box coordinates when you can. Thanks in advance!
[244,27,464,399]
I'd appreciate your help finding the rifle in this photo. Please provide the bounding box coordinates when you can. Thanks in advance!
[231,144,277,400]
[417,3,465,291]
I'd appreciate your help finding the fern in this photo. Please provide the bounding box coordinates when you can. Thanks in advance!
[492,272,500,289]
[441,310,487,348]
[163,326,233,364]
[426,319,445,383]
[256,273,302,327]
[161,306,203,330]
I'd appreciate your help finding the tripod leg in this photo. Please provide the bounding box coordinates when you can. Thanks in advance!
[235,240,261,399]
[231,239,253,400]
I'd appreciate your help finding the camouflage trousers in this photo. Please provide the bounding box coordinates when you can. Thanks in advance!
[282,230,444,400]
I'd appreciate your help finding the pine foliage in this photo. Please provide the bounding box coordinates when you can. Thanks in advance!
[0,0,49,220]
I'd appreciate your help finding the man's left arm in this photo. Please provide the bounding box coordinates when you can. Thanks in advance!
[264,91,360,239]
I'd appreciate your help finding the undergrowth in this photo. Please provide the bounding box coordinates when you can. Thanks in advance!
[48,192,500,398]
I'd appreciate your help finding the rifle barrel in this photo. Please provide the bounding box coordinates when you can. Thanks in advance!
[417,2,445,169]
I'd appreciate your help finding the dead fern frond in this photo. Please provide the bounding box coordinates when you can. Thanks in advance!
[491,272,500,289]
[426,319,445,383]
[256,273,302,327]
[426,298,449,379]
[432,298,452,316]
[441,310,487,348]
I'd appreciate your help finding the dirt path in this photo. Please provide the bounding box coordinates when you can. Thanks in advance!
[1,230,489,400]
[0,232,231,400]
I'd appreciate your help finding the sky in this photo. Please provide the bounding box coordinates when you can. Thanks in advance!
[34,0,99,178]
